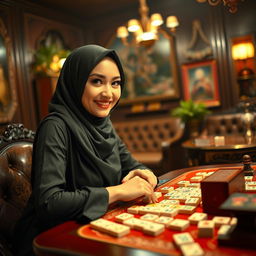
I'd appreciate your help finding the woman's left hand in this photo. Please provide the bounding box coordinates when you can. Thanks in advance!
[122,169,158,189]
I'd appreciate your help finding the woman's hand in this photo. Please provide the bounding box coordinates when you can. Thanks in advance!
[122,169,158,189]
[106,176,157,204]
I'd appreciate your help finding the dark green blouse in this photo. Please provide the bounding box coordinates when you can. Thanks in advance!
[14,45,147,256]
[13,116,146,256]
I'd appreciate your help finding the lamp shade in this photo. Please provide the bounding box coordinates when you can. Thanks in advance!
[127,19,141,32]
[117,26,128,38]
[166,16,179,28]
[151,13,163,26]
[232,42,255,60]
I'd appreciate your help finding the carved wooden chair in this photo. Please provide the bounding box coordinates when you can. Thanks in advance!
[0,124,35,256]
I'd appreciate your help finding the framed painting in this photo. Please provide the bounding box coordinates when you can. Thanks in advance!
[107,30,179,105]
[0,18,17,123]
[181,59,220,107]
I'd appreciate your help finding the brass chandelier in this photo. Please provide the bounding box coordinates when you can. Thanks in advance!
[196,0,245,13]
[117,0,179,47]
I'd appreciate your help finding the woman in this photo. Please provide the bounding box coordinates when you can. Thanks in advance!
[13,45,157,255]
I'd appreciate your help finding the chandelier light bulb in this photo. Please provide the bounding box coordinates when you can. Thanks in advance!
[128,19,141,32]
[151,13,163,27]
[117,26,129,38]
[166,16,179,29]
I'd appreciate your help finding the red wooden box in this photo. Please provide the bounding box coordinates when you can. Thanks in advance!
[201,168,245,215]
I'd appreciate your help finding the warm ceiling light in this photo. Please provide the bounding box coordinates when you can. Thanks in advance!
[232,42,255,60]
[116,0,179,48]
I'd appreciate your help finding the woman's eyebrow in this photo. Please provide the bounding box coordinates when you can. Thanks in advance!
[89,73,105,78]
[89,73,121,80]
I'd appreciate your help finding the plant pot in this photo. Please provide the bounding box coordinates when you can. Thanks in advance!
[186,119,201,139]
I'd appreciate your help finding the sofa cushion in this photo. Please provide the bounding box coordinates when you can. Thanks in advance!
[132,152,162,168]
[114,117,182,153]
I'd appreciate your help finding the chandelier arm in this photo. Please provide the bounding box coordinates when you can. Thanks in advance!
[139,0,150,31]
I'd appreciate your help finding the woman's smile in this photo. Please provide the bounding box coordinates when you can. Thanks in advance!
[94,100,112,109]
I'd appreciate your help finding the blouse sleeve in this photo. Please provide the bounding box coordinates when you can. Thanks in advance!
[32,119,108,225]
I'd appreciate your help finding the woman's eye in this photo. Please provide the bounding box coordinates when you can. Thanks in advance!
[112,80,121,87]
[91,78,102,85]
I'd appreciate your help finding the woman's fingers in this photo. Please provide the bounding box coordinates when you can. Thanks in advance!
[121,171,135,183]
[122,169,157,188]
[118,176,156,202]
[135,169,157,188]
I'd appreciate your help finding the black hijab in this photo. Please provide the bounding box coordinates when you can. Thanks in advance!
[48,44,125,161]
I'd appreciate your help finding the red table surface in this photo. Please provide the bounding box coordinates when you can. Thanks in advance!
[34,167,256,256]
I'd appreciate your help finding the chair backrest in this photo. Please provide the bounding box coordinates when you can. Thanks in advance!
[0,124,35,253]
[113,117,183,152]
[203,113,255,136]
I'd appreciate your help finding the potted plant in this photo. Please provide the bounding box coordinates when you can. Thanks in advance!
[171,100,210,138]
[33,44,70,77]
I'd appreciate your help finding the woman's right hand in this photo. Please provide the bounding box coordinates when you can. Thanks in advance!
[106,176,157,204]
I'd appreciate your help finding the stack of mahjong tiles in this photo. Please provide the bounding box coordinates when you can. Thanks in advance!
[88,170,241,255]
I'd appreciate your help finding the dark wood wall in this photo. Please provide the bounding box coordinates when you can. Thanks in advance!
[0,0,86,130]
[0,0,255,130]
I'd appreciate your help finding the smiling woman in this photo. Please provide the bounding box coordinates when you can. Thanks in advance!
[13,45,158,256]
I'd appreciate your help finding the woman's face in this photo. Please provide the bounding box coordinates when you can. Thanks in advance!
[81,57,121,117]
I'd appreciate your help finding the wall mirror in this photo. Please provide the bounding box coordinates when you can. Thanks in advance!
[0,18,17,123]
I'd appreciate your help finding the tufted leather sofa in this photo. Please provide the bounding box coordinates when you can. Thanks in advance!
[202,113,256,136]
[0,124,35,256]
[113,117,186,176]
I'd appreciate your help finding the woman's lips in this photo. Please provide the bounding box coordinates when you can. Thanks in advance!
[95,101,112,109]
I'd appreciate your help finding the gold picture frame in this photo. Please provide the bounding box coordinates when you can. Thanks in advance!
[182,59,220,107]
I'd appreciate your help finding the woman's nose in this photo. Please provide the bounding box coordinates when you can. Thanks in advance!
[101,84,112,97]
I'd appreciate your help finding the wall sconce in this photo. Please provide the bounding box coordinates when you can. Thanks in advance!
[232,42,255,78]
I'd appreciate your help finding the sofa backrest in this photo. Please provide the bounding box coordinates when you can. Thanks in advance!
[113,117,183,152]
[204,113,255,136]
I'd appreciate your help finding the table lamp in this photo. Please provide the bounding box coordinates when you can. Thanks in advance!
[232,42,255,78]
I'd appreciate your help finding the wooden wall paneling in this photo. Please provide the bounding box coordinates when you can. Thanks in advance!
[209,6,236,110]
[12,6,40,130]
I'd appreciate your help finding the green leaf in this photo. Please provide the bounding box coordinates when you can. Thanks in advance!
[171,100,210,123]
